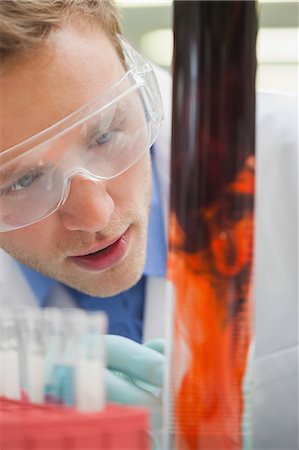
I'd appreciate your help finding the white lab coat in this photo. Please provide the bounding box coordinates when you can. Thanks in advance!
[0,67,298,449]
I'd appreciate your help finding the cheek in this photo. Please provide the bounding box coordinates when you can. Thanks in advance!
[108,153,152,208]
[0,220,57,256]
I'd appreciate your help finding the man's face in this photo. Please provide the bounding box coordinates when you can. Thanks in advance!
[0,20,152,296]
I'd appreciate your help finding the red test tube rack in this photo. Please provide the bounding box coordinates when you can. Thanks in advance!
[0,397,150,450]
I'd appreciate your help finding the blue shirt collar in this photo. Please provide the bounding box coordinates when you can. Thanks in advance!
[18,149,166,307]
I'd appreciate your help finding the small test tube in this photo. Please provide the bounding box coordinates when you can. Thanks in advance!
[42,307,75,406]
[20,308,45,404]
[75,311,107,412]
[0,307,21,400]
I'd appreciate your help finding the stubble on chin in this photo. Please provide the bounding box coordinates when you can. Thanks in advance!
[54,220,149,297]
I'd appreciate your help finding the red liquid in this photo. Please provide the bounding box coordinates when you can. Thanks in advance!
[167,2,257,449]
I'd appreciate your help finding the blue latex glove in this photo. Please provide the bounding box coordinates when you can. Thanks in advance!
[104,335,165,407]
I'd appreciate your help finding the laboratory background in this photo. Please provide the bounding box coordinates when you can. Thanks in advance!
[118,0,298,96]
[0,1,297,449]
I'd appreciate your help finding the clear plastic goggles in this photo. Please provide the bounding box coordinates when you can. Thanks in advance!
[0,37,163,231]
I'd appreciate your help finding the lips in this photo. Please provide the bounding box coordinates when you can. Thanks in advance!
[70,228,130,272]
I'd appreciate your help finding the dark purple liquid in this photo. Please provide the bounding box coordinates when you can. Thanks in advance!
[170,0,256,253]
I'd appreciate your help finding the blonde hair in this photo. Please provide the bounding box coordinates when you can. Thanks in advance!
[0,0,123,64]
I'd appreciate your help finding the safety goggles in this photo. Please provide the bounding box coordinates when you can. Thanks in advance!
[0,37,163,231]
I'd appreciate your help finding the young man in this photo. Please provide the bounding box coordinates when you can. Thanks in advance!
[0,1,298,448]
[0,0,169,407]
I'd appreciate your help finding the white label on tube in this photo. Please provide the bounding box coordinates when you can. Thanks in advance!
[0,349,4,396]
[27,353,45,404]
[76,359,105,412]
[3,349,21,400]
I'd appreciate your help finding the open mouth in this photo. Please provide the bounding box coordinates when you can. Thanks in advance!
[84,240,120,258]
[70,229,130,272]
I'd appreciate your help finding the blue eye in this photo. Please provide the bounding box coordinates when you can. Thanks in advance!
[87,130,116,152]
[95,131,114,145]
[17,174,35,188]
[1,170,42,196]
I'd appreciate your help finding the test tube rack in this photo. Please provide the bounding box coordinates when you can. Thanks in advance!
[0,397,149,450]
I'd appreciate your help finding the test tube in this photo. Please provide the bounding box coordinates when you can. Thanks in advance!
[20,308,45,404]
[42,307,74,406]
[75,311,107,412]
[166,1,257,449]
[0,306,21,400]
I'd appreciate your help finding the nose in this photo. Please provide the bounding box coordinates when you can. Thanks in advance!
[58,176,114,232]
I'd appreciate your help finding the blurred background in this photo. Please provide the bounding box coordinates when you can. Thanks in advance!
[116,0,298,95]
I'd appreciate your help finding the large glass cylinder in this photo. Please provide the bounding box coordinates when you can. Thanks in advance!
[166,1,257,449]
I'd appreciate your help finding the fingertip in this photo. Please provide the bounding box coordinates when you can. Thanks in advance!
[143,339,166,355]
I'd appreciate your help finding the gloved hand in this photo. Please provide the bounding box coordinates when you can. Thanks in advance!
[104,335,165,407]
